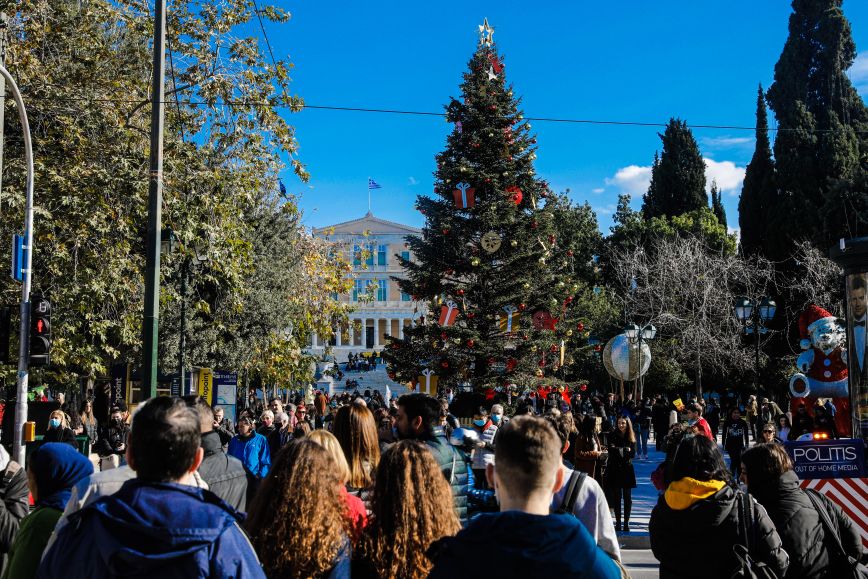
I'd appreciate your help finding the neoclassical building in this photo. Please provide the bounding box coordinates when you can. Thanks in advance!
[310,212,421,361]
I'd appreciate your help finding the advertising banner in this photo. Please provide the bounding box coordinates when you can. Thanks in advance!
[197,368,213,405]
[785,439,865,480]
[214,372,238,424]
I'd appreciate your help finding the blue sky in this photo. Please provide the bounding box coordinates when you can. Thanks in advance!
[258,1,868,235]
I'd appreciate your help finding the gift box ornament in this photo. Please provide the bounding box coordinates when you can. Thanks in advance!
[439,301,459,326]
[498,305,521,333]
[452,182,476,209]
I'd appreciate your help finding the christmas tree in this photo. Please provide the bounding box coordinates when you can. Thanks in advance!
[383,20,594,393]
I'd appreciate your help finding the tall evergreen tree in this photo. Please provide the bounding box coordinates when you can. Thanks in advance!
[766,0,868,247]
[383,24,591,390]
[738,85,777,257]
[710,181,727,229]
[642,119,708,220]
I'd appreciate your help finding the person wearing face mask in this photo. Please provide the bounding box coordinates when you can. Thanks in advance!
[470,407,498,490]
[94,406,131,471]
[42,411,77,449]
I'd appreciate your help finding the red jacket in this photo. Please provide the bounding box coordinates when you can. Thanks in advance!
[694,417,714,440]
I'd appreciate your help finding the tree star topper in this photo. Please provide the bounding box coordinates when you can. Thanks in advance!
[478,17,495,47]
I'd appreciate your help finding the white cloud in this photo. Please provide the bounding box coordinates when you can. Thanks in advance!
[701,136,752,149]
[605,165,653,197]
[704,158,746,196]
[591,187,605,194]
[848,51,868,95]
[407,176,419,186]
[594,204,617,216]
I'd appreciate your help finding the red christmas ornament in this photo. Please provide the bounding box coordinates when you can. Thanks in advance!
[441,360,449,369]
[484,178,491,183]
[567,250,574,257]
[577,322,585,332]
[550,344,558,353]
[441,332,448,340]
[506,358,518,372]
[456,289,465,296]
[472,143,480,148]
[467,339,475,348]
[580,383,588,392]
[388,372,396,380]
[518,303,526,311]
[548,235,556,245]
[506,185,523,205]
[565,296,574,304]
[531,220,538,229]
[442,229,449,235]
[489,105,497,110]
[466,312,476,319]
[487,357,496,365]
[594,344,602,352]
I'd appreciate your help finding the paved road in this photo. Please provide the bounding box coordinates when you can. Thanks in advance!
[619,436,665,577]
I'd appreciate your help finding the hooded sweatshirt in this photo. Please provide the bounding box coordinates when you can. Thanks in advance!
[428,511,620,579]
[650,478,788,579]
[37,479,264,579]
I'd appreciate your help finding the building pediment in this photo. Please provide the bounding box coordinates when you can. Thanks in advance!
[314,211,421,236]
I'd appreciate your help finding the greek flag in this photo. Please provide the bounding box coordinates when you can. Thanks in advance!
[368,178,382,190]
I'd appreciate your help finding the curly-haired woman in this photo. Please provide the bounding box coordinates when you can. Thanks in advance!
[354,440,460,579]
[333,400,380,500]
[246,439,351,579]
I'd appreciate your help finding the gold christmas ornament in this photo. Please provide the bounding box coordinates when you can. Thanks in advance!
[471,257,481,266]
[567,329,574,336]
[478,17,495,46]
[481,231,502,253]
[510,239,518,247]
[538,257,546,264]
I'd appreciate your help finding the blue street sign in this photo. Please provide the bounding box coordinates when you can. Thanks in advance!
[11,234,23,282]
[784,438,865,479]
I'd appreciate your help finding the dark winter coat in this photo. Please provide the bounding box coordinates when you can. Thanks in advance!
[428,511,620,579]
[198,431,248,513]
[604,431,636,489]
[421,426,471,524]
[751,470,863,578]
[650,480,789,579]
[37,480,264,579]
[93,423,130,457]
[0,461,28,576]
[42,426,78,449]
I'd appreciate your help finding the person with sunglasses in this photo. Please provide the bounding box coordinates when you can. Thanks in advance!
[756,423,783,445]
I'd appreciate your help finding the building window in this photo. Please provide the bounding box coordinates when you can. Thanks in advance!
[352,279,366,301]
[401,250,410,263]
[378,244,388,266]
[352,244,361,267]
[376,279,388,301]
[401,291,411,302]
[366,243,375,267]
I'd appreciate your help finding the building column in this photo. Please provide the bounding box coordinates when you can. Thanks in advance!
[399,319,405,339]
[349,322,355,347]
[374,318,381,348]
[311,332,318,348]
[336,325,342,347]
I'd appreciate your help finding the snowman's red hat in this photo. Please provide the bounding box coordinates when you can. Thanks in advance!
[798,304,836,349]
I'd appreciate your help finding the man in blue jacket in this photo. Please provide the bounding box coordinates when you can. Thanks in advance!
[38,397,264,579]
[227,415,270,504]
[428,416,621,579]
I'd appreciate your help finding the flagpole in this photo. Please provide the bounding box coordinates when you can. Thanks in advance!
[367,177,371,213]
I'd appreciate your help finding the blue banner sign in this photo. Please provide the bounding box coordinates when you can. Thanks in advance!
[11,234,23,282]
[784,438,865,479]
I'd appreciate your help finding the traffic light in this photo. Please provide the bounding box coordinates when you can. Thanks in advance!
[29,296,51,366]
[0,306,10,364]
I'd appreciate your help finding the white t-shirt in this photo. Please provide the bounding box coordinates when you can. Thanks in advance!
[551,465,622,561]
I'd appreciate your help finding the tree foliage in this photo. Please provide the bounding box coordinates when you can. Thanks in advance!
[641,119,708,220]
[738,85,777,258]
[0,0,347,389]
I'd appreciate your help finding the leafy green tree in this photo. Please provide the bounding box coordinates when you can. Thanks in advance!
[738,85,776,258]
[710,181,727,229]
[641,119,708,220]
[383,33,597,390]
[0,0,342,392]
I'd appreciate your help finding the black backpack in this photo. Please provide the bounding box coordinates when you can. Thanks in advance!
[555,470,587,516]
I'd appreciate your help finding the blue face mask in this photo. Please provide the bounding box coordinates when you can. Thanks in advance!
[49,418,61,429]
[473,419,486,427]
[491,414,502,424]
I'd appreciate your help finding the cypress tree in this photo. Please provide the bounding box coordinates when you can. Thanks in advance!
[710,181,727,229]
[766,0,868,247]
[738,85,776,257]
[642,119,708,220]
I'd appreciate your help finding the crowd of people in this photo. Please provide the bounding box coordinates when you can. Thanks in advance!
[0,383,858,578]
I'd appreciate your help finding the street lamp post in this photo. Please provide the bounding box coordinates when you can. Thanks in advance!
[625,323,657,400]
[733,296,776,392]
